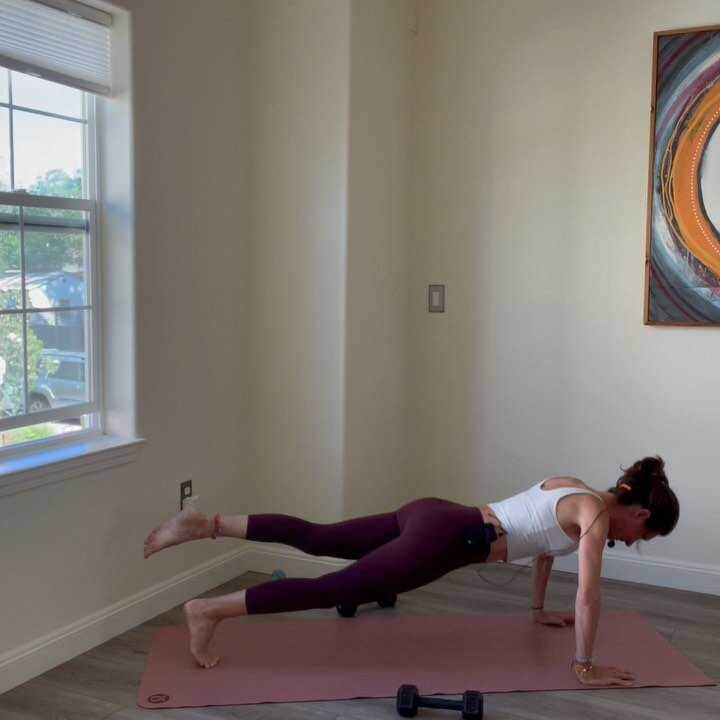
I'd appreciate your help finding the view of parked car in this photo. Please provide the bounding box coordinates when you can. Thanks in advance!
[28,350,87,412]
[0,349,87,417]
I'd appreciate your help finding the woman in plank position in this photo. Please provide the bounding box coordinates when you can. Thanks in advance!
[143,456,678,684]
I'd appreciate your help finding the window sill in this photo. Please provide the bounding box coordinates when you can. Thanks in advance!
[0,435,145,497]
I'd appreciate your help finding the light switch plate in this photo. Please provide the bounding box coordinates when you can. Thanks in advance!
[429,284,445,312]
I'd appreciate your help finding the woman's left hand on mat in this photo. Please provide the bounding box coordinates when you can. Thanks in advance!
[532,609,575,627]
[575,664,636,686]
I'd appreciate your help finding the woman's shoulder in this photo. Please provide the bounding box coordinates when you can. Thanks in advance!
[539,476,587,491]
[541,477,605,507]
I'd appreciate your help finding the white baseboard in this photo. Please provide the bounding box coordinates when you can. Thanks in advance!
[239,542,350,577]
[0,547,247,695]
[0,543,347,696]
[1,543,716,695]
[549,553,720,596]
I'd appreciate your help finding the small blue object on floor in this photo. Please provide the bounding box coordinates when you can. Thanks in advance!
[270,568,286,581]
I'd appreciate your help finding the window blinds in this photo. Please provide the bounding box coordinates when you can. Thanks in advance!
[0,0,112,95]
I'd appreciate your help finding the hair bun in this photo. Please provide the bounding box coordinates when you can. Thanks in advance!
[624,456,669,487]
[637,456,665,476]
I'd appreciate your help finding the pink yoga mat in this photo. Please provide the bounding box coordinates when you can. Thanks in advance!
[137,610,714,709]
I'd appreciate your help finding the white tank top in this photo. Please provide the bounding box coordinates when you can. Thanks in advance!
[487,480,602,562]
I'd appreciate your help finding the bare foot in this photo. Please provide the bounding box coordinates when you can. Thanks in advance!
[184,599,220,668]
[143,509,213,559]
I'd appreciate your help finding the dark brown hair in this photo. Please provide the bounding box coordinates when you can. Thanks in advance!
[608,456,679,535]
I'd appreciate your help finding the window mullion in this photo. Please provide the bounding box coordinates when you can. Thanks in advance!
[0,400,96,432]
[7,72,14,189]
[0,191,93,211]
[10,103,87,125]
[18,205,29,413]
[86,93,99,425]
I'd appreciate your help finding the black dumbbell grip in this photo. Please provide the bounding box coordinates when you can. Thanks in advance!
[418,696,461,711]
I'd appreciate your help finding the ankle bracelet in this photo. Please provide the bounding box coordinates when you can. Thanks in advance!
[571,659,594,675]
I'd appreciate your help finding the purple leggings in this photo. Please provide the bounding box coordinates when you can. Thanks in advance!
[244,498,489,615]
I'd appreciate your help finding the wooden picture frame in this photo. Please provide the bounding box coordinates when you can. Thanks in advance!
[645,24,720,325]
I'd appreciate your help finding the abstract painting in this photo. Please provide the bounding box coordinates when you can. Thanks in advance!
[646,25,720,325]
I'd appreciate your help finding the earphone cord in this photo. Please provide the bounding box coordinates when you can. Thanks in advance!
[475,559,533,587]
[474,506,609,588]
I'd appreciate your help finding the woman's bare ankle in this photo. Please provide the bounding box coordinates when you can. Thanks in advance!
[212,514,248,540]
[186,509,215,539]
[183,600,221,668]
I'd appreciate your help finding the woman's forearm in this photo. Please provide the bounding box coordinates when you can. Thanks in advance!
[574,589,600,660]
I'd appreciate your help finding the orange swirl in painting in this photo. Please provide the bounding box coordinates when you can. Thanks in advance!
[661,79,720,277]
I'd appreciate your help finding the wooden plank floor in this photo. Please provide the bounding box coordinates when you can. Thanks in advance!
[0,563,717,719]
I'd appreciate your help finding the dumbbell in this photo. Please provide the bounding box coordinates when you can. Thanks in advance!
[336,594,397,617]
[396,684,483,720]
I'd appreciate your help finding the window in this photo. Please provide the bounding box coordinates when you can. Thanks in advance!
[0,0,112,456]
[0,69,99,450]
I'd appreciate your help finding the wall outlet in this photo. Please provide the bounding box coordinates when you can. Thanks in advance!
[180,480,192,511]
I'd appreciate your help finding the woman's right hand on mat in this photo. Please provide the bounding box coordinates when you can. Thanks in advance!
[573,663,636,686]
[533,609,574,627]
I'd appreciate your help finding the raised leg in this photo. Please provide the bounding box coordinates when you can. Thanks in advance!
[245,511,400,559]
[143,510,250,558]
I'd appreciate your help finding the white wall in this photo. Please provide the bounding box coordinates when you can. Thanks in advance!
[344,0,415,516]
[244,0,416,521]
[244,0,351,522]
[408,0,720,581]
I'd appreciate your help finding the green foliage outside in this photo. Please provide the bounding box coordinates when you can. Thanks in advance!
[0,307,47,415]
[0,168,83,273]
[2,422,54,444]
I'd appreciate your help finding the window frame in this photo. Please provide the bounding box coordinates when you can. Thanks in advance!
[0,73,103,450]
[0,2,141,495]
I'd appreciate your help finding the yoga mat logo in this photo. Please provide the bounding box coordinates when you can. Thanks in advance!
[147,693,170,704]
